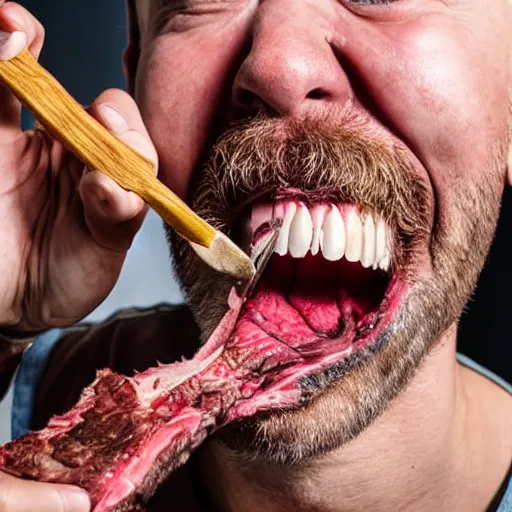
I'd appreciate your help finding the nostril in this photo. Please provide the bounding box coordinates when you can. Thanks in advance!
[235,88,279,116]
[237,89,258,108]
[306,88,328,100]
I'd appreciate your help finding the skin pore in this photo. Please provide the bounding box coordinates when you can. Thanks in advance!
[129,1,512,511]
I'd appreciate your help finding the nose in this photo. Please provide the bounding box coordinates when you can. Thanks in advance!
[232,2,352,118]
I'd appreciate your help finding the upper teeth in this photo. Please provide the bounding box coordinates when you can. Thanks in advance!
[289,204,313,258]
[320,206,345,261]
[253,201,392,271]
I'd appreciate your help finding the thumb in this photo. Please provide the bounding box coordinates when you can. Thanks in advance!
[79,89,158,252]
[0,471,90,512]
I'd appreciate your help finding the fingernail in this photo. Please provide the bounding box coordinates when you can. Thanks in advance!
[100,105,129,132]
[64,488,91,511]
[0,31,27,61]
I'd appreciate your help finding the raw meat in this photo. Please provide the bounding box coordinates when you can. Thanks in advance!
[0,289,251,512]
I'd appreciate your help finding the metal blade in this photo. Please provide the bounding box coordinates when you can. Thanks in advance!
[237,221,280,302]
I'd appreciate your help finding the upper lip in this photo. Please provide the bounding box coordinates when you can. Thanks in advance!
[228,186,360,230]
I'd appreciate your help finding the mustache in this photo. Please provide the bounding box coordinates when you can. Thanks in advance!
[188,116,430,268]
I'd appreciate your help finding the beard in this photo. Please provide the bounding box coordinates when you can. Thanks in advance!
[167,115,505,464]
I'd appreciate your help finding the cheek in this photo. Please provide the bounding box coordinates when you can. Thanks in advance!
[136,39,221,198]
[356,17,509,190]
[135,27,247,199]
[391,24,509,239]
[400,22,507,180]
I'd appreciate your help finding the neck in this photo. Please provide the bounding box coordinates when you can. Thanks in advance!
[200,329,512,512]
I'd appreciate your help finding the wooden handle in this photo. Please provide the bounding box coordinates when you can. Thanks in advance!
[0,49,216,247]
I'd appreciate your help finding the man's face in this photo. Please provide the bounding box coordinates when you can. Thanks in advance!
[129,0,511,459]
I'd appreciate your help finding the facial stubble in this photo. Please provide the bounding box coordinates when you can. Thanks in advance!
[168,117,505,464]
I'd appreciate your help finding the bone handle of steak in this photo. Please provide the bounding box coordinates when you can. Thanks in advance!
[0,49,255,281]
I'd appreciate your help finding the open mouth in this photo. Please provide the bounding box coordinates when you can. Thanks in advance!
[225,194,405,406]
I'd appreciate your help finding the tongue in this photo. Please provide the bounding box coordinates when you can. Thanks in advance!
[243,254,385,340]
[243,254,341,340]
[288,255,342,334]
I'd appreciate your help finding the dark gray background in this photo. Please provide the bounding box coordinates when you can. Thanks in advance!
[0,0,510,442]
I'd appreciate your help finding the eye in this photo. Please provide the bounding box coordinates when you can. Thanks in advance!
[348,0,399,3]
[157,0,244,17]
[155,0,246,34]
[341,0,410,16]
[153,0,210,33]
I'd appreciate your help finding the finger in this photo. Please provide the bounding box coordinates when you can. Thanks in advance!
[81,170,146,223]
[0,2,45,58]
[79,89,158,252]
[0,2,45,139]
[80,170,147,252]
[0,472,90,512]
[89,88,158,171]
[0,29,25,61]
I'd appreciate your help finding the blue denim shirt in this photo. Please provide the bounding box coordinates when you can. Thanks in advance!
[10,330,512,511]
